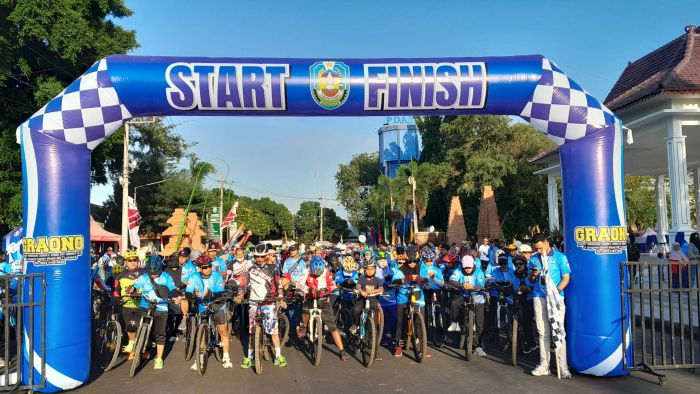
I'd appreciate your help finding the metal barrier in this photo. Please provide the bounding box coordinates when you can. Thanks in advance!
[0,274,46,392]
[620,260,699,385]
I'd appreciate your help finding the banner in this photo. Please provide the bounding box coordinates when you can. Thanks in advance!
[127,196,141,249]
[18,54,626,391]
[222,201,238,227]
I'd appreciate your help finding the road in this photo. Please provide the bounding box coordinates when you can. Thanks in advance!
[71,334,698,394]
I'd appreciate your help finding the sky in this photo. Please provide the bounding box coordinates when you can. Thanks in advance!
[91,0,700,219]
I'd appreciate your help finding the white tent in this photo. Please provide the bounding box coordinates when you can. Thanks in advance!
[636,227,657,244]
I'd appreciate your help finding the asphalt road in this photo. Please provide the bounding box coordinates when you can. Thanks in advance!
[70,333,698,394]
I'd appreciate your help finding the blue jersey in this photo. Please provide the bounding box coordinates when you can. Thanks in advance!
[181,260,197,283]
[186,271,226,313]
[134,272,176,312]
[449,269,486,304]
[334,269,359,300]
[212,255,229,273]
[526,250,571,298]
[393,269,425,307]
[282,256,306,283]
[419,263,444,290]
[490,268,519,304]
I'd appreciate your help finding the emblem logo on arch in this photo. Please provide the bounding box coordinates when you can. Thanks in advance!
[310,61,350,110]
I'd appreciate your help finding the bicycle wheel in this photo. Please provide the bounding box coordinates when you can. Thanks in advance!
[337,307,353,336]
[184,315,197,361]
[99,320,122,371]
[377,304,384,347]
[129,323,148,378]
[411,312,427,363]
[254,324,263,375]
[311,316,323,367]
[213,325,223,362]
[360,318,376,368]
[195,323,209,376]
[511,317,519,366]
[465,309,475,361]
[431,304,446,348]
[279,313,290,345]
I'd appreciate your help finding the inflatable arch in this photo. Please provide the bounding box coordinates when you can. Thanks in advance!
[18,55,628,391]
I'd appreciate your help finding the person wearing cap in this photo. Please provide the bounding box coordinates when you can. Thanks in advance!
[447,255,486,357]
[486,254,519,340]
[527,234,572,378]
[241,244,286,369]
[506,243,518,271]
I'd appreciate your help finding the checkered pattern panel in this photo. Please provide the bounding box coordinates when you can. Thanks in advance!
[520,58,618,145]
[25,59,131,150]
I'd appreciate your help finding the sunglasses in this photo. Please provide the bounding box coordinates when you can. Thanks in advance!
[126,258,138,262]
[515,263,525,266]
[201,266,212,270]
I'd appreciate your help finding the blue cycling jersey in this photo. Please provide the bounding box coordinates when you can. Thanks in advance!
[393,269,425,307]
[490,268,519,304]
[186,271,226,313]
[419,263,444,290]
[449,269,486,304]
[134,272,176,312]
[181,260,197,283]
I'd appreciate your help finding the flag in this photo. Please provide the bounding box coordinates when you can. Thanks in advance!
[127,196,141,249]
[222,201,239,227]
[391,220,397,246]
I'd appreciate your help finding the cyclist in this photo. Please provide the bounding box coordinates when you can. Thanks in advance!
[506,243,518,271]
[420,248,444,326]
[349,260,383,334]
[176,248,197,331]
[447,255,486,357]
[113,250,146,359]
[333,256,359,307]
[512,252,537,354]
[487,254,517,340]
[439,251,459,282]
[298,256,350,361]
[241,244,286,369]
[390,247,425,357]
[186,255,232,369]
[132,255,180,369]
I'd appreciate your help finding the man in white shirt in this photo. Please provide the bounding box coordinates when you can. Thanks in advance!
[477,238,490,265]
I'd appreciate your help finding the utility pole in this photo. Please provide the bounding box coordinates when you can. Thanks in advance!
[219,176,225,245]
[120,122,130,253]
[319,193,324,242]
[408,176,419,235]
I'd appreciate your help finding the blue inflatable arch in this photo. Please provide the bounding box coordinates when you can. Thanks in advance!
[18,55,628,391]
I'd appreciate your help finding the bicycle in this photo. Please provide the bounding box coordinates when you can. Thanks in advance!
[486,282,515,355]
[129,299,159,378]
[445,283,476,361]
[303,292,326,367]
[92,289,123,371]
[183,292,198,361]
[395,282,428,363]
[510,289,527,366]
[250,295,284,375]
[333,289,355,334]
[345,291,380,368]
[193,295,230,375]
[425,289,447,348]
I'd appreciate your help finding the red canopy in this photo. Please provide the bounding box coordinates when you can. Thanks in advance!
[90,216,121,247]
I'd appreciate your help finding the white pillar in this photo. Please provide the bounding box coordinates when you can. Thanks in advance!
[547,174,560,231]
[695,168,699,230]
[655,174,669,242]
[666,119,694,239]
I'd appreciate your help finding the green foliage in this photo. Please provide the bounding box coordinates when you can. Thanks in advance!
[294,201,347,244]
[0,0,137,233]
[335,152,380,229]
[625,176,657,231]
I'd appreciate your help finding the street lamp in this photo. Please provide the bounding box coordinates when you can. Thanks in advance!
[408,175,418,235]
[134,179,168,204]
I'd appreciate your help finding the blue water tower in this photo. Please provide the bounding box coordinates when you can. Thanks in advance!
[378,121,422,178]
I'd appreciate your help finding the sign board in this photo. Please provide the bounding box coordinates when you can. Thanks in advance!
[209,207,221,240]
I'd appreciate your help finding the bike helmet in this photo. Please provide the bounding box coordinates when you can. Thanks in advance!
[146,255,163,274]
[166,255,179,269]
[252,243,268,257]
[195,254,213,267]
[375,251,388,260]
[123,250,139,261]
[343,256,358,272]
[309,256,326,277]
[443,252,458,264]
[405,246,420,263]
[421,248,437,261]
[364,259,377,269]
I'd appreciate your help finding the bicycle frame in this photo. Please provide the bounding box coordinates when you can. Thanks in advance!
[307,298,323,344]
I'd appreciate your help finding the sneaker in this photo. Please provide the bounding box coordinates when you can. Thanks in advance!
[178,319,187,332]
[425,348,432,358]
[447,322,460,332]
[523,344,538,354]
[168,336,177,342]
[240,357,253,369]
[474,347,486,357]
[0,358,4,368]
[393,346,403,357]
[153,358,163,370]
[340,350,349,361]
[127,352,136,361]
[273,355,287,367]
[531,365,550,376]
[123,341,135,354]
[561,370,572,379]
[190,362,197,371]
[222,357,233,369]
[349,325,358,334]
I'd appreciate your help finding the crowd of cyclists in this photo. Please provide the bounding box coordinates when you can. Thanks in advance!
[90,234,572,378]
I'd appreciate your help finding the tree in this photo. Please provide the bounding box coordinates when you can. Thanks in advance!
[294,201,347,244]
[0,0,137,233]
[625,176,657,232]
[335,152,380,229]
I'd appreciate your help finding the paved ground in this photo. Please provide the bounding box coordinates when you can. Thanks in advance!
[70,334,698,394]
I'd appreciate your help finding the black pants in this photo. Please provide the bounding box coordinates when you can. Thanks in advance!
[395,303,424,346]
[521,298,536,347]
[449,295,485,349]
[153,311,168,345]
[122,307,141,333]
[487,296,499,335]
[352,297,379,325]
